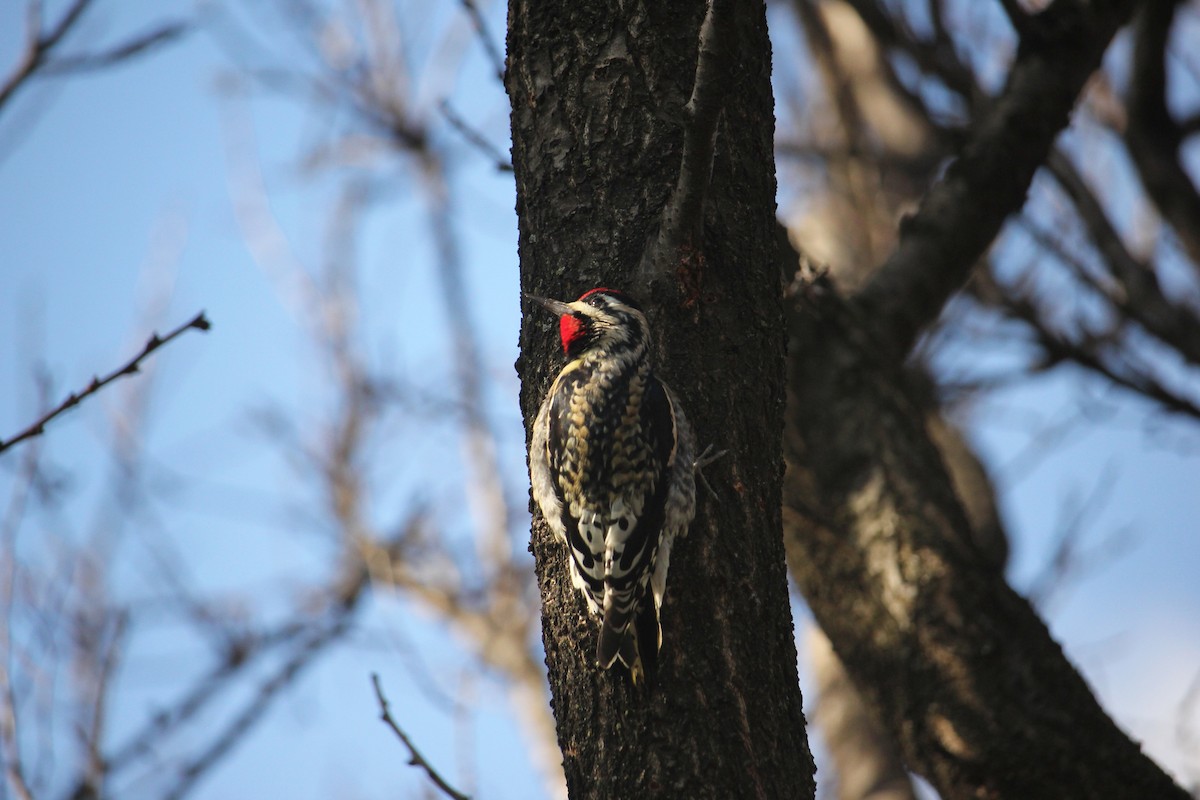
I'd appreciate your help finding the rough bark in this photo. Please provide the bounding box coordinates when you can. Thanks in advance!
[507,1,815,798]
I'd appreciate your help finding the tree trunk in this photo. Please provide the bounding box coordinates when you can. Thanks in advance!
[507,1,815,798]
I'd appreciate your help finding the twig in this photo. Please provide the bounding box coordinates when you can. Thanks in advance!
[1025,465,1126,609]
[41,21,188,75]
[371,674,471,800]
[1044,149,1200,366]
[458,0,505,83]
[985,279,1200,421]
[0,439,39,800]
[0,0,92,112]
[0,2,187,114]
[1176,667,1200,774]
[158,619,354,800]
[0,311,211,455]
[439,99,512,171]
[641,0,734,278]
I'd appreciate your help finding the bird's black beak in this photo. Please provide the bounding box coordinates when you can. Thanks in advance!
[525,293,574,316]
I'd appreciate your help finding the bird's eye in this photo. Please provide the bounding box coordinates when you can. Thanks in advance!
[587,294,605,308]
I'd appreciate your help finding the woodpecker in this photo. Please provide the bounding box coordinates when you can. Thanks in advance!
[528,287,697,686]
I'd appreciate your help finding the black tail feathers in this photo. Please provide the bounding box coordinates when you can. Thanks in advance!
[596,600,660,688]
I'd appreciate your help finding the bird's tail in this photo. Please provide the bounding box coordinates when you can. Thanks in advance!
[596,602,632,670]
[596,599,659,688]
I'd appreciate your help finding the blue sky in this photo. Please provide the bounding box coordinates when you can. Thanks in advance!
[2,1,1199,798]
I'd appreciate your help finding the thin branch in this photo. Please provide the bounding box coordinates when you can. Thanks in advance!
[0,2,186,115]
[458,0,505,84]
[104,546,373,784]
[75,611,128,799]
[40,21,188,75]
[159,618,355,800]
[0,312,211,455]
[1025,465,1128,608]
[371,674,471,800]
[1045,149,1200,367]
[1125,0,1200,268]
[39,0,92,51]
[853,0,1136,359]
[792,0,867,149]
[104,631,254,775]
[1176,667,1200,777]
[641,0,734,279]
[0,0,90,112]
[439,99,512,171]
[0,440,40,800]
[417,152,516,583]
[843,0,979,105]
[983,277,1200,420]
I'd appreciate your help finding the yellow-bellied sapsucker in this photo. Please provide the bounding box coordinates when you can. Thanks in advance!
[528,288,696,686]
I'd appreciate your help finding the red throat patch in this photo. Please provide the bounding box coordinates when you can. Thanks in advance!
[559,314,585,354]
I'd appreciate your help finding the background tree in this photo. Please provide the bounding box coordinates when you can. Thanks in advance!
[1,0,1199,798]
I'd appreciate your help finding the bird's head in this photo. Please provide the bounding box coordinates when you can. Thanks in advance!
[527,288,650,358]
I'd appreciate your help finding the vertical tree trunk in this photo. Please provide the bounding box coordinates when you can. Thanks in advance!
[507,1,815,797]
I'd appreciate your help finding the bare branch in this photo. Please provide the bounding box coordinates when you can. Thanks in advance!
[1177,667,1200,784]
[0,312,211,455]
[159,618,356,800]
[0,2,187,115]
[40,21,188,75]
[1125,0,1200,268]
[439,99,512,172]
[978,275,1200,420]
[0,0,90,112]
[641,0,734,280]
[0,441,40,800]
[371,674,471,800]
[1045,149,1200,367]
[842,0,979,104]
[854,0,1136,359]
[1024,466,1131,608]
[458,0,505,84]
[792,0,868,149]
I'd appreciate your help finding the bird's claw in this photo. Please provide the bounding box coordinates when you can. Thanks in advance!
[693,443,727,500]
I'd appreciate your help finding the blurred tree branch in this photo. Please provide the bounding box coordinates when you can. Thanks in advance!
[854,0,1137,358]
[0,0,188,114]
[1125,0,1200,268]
